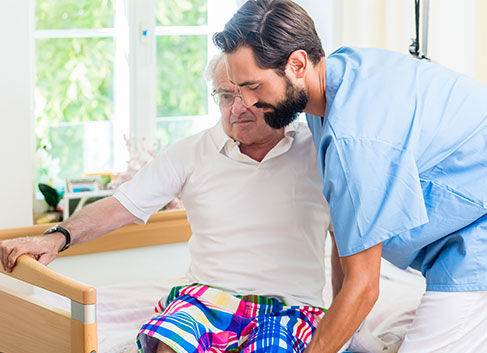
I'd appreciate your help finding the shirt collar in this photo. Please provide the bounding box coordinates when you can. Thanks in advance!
[210,118,299,152]
[210,119,237,152]
[283,120,299,138]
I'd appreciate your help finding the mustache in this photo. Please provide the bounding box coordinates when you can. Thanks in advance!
[230,114,256,124]
[254,102,275,110]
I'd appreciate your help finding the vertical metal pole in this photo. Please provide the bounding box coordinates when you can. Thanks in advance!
[421,0,430,58]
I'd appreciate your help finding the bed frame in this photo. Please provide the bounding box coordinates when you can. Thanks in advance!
[0,209,191,353]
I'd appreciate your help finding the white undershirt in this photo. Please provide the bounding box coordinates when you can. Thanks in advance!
[114,120,330,307]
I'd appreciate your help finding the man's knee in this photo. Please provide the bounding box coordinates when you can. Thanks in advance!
[156,341,176,353]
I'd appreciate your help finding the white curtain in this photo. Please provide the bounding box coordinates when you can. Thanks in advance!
[329,0,487,83]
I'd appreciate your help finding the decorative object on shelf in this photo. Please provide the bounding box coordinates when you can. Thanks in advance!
[62,189,115,221]
[35,138,63,191]
[108,135,159,190]
[108,135,183,211]
[66,176,103,193]
[36,183,63,223]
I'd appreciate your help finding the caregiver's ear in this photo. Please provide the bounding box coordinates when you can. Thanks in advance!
[286,50,308,79]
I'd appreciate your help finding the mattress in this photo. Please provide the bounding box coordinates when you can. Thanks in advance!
[33,258,425,353]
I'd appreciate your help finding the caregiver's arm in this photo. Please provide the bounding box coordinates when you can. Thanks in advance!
[330,231,344,298]
[305,243,382,353]
[0,196,136,272]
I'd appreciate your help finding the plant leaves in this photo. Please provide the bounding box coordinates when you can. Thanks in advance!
[38,183,60,210]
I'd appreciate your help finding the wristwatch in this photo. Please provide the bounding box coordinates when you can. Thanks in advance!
[43,225,71,252]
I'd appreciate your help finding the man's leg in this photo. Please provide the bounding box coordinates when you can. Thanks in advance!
[242,306,325,353]
[398,290,487,353]
[138,284,245,353]
[156,342,176,353]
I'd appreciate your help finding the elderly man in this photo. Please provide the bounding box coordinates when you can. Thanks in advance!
[214,1,487,353]
[0,55,331,353]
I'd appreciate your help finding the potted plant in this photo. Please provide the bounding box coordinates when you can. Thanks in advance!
[36,183,63,223]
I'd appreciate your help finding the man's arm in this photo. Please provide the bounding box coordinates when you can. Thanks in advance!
[306,243,382,353]
[0,196,136,272]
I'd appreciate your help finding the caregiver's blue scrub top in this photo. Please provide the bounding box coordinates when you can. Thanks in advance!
[307,47,487,291]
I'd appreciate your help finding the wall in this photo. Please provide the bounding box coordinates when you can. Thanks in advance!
[0,0,34,228]
[295,0,336,55]
[474,0,487,83]
[48,242,191,287]
[329,0,487,83]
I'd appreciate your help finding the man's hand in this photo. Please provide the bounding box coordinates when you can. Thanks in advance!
[0,233,65,272]
[1,197,136,273]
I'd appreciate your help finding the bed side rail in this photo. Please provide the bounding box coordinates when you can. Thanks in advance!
[0,209,191,257]
[0,254,96,304]
[0,255,97,352]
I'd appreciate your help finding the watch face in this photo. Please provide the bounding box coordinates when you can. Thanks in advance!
[45,225,60,234]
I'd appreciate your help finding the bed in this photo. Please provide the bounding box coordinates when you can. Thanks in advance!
[0,209,426,353]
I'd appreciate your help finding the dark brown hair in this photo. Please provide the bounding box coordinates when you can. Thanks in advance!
[213,0,325,75]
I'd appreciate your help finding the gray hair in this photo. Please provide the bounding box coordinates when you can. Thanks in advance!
[205,53,225,87]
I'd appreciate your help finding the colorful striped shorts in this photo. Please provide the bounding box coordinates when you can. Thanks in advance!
[137,284,326,353]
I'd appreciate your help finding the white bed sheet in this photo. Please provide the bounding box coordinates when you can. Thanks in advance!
[33,257,425,353]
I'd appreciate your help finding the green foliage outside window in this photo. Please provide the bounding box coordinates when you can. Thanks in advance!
[155,119,195,149]
[35,37,114,185]
[155,0,209,148]
[35,0,209,189]
[35,38,114,125]
[156,35,208,118]
[35,0,115,29]
[156,0,207,26]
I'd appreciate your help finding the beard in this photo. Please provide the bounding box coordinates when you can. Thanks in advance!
[256,77,308,129]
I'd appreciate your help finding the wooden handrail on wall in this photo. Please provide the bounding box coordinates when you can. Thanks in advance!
[0,209,192,257]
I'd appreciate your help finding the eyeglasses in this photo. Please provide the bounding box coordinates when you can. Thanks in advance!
[211,90,244,107]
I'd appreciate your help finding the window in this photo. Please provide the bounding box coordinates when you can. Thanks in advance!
[34,0,237,190]
[154,0,208,147]
[35,0,116,187]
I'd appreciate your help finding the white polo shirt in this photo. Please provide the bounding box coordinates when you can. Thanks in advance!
[114,120,330,307]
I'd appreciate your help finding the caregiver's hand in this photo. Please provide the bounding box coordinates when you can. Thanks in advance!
[0,234,64,272]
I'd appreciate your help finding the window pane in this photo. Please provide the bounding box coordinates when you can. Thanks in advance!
[36,0,116,30]
[37,121,114,184]
[155,119,195,149]
[35,37,114,186]
[156,0,207,26]
[36,37,114,124]
[156,35,208,118]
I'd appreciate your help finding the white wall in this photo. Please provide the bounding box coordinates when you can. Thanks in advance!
[0,0,34,228]
[428,0,485,81]
[326,0,487,83]
[48,242,191,287]
[295,0,336,55]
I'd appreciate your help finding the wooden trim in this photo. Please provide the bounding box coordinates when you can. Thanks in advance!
[0,287,72,353]
[0,222,55,239]
[60,209,191,257]
[0,287,98,353]
[0,209,191,353]
[0,255,96,304]
[71,321,98,353]
[0,209,192,257]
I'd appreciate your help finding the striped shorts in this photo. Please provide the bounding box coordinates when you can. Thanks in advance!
[137,284,326,353]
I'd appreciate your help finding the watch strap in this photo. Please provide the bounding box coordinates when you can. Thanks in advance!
[43,225,71,252]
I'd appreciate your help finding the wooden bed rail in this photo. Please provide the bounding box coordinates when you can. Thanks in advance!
[0,209,191,353]
[0,209,192,257]
[0,256,98,352]
[0,254,95,304]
